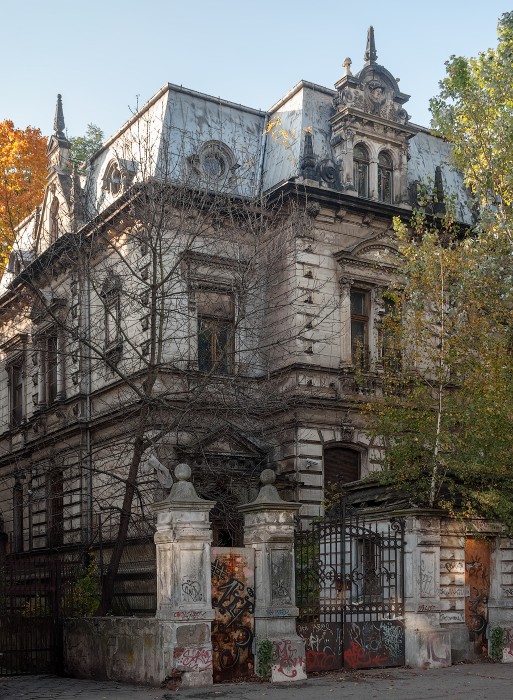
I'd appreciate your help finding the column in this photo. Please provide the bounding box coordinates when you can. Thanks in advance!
[240,469,306,682]
[151,463,216,688]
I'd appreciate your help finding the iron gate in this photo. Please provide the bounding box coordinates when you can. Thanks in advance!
[0,555,73,676]
[295,503,405,671]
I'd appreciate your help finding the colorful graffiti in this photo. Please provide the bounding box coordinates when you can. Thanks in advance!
[297,622,343,672]
[211,548,255,682]
[343,621,405,669]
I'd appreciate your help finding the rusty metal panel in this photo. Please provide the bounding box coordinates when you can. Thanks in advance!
[211,547,255,682]
[465,539,490,654]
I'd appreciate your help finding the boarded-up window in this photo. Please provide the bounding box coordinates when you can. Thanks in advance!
[324,445,360,486]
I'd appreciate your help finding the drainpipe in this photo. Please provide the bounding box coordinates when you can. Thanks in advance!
[80,253,93,544]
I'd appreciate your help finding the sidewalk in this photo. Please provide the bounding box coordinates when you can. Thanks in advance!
[1,663,513,700]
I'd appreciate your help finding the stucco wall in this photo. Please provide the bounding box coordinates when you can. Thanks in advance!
[64,617,165,686]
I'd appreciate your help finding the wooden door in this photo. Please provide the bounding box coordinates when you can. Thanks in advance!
[464,539,490,655]
[211,547,255,682]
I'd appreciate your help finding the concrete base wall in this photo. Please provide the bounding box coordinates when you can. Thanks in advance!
[64,618,164,686]
[405,628,451,668]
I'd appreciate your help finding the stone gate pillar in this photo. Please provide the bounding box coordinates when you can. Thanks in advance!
[240,469,306,682]
[404,512,451,668]
[151,463,215,688]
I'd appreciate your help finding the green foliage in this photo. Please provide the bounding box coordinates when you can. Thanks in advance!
[490,626,504,662]
[68,557,101,617]
[70,123,104,165]
[368,207,513,532]
[256,639,273,679]
[430,12,513,242]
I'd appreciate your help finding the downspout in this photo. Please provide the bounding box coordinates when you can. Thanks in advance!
[80,254,93,544]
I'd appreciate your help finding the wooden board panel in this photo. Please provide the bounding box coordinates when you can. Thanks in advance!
[211,547,255,682]
[464,538,490,655]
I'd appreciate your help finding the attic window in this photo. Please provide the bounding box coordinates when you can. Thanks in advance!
[203,152,226,179]
[104,161,122,196]
[198,141,234,182]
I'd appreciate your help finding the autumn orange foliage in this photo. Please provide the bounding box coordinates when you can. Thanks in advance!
[0,120,47,272]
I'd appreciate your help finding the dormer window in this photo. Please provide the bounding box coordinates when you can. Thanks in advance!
[353,144,369,198]
[378,152,393,203]
[104,161,122,196]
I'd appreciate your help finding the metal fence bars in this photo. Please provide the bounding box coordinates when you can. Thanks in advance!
[295,506,405,671]
[0,555,78,676]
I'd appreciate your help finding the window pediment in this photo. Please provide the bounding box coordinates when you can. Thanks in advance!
[30,292,67,325]
[335,233,401,272]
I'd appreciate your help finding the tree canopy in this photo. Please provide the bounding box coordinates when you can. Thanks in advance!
[0,120,47,271]
[70,123,104,164]
[369,13,513,531]
[430,11,513,241]
[368,211,513,531]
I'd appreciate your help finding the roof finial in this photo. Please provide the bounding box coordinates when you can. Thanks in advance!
[54,94,65,137]
[364,26,377,64]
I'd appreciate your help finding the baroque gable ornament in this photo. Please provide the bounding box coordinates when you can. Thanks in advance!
[332,27,411,126]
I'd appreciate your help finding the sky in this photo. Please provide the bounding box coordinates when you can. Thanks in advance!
[1,1,511,143]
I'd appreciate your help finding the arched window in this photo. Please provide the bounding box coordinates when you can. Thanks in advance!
[378,152,393,203]
[104,161,122,196]
[324,444,360,486]
[353,144,369,198]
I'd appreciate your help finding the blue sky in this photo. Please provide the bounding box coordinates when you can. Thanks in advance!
[2,1,511,142]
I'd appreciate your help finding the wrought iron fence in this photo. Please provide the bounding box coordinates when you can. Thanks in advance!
[295,503,406,670]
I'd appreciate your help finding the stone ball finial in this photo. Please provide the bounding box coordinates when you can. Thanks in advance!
[175,463,191,481]
[260,468,276,486]
[343,57,352,76]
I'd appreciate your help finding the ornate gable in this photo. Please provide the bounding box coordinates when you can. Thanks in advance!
[335,231,401,275]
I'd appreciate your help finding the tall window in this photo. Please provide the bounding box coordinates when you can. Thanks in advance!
[353,144,369,198]
[350,289,369,369]
[49,197,59,243]
[101,277,122,360]
[324,445,360,486]
[358,536,382,600]
[378,152,393,203]
[9,362,24,426]
[13,478,24,552]
[41,332,58,405]
[47,467,63,548]
[197,290,234,374]
[382,295,401,371]
[104,292,121,347]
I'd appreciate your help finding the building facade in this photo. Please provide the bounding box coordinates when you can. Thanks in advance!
[3,31,512,661]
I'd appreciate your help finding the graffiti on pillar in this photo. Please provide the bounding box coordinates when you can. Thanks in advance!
[343,621,405,669]
[211,547,255,682]
[272,639,305,679]
[464,539,490,655]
